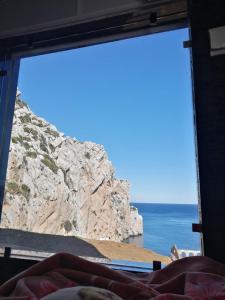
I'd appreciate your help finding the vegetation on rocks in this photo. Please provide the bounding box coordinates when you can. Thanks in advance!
[24,126,38,139]
[85,152,91,159]
[39,135,49,153]
[23,136,31,142]
[26,151,37,159]
[12,135,32,150]
[41,154,58,174]
[16,99,28,109]
[6,181,31,201]
[19,114,31,124]
[21,184,31,201]
[40,142,49,153]
[32,118,45,127]
[45,128,59,138]
[12,135,24,145]
[23,142,31,150]
[49,143,55,152]
[6,181,20,194]
[63,220,72,232]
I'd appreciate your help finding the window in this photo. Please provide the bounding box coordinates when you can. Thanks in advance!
[0,28,200,270]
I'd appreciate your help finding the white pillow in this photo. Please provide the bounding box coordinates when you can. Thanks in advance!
[41,286,123,300]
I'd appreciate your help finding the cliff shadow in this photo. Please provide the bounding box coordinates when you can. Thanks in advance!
[0,228,106,260]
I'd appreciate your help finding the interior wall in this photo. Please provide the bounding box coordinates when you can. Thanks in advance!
[189,0,225,263]
[0,0,147,39]
[0,0,186,40]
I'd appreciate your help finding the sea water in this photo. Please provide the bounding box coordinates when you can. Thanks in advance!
[128,203,201,256]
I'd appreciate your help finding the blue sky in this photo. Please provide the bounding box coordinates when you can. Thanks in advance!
[18,28,198,204]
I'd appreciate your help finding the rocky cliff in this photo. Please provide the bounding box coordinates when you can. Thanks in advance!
[1,93,143,242]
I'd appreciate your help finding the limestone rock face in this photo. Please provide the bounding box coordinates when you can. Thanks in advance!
[129,206,143,236]
[1,95,143,241]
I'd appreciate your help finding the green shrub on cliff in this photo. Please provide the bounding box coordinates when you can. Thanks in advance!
[49,144,55,152]
[11,135,23,145]
[45,128,59,138]
[23,142,31,150]
[6,181,20,194]
[64,220,72,232]
[40,142,49,153]
[24,126,38,139]
[41,154,58,174]
[23,136,31,142]
[6,181,31,201]
[85,152,91,159]
[19,114,31,124]
[32,117,45,127]
[21,184,31,201]
[26,151,37,159]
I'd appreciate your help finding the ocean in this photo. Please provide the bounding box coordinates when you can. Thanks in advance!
[128,203,201,257]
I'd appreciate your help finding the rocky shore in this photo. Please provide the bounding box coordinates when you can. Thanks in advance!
[86,239,171,265]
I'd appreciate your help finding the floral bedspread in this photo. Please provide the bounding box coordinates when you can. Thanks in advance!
[0,253,225,299]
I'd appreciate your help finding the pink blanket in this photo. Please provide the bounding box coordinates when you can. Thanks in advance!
[0,253,225,299]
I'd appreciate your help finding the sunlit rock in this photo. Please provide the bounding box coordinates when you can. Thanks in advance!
[2,94,143,241]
